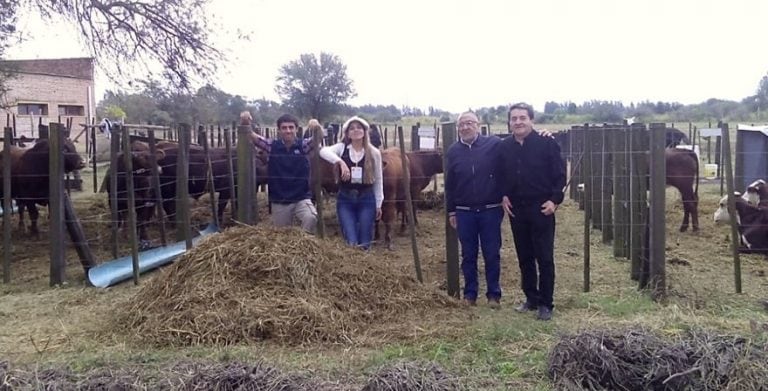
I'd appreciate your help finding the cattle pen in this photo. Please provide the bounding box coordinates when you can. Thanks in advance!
[2,113,768,390]
[0,116,759,296]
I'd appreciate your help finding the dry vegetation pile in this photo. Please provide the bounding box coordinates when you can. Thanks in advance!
[0,360,461,390]
[0,360,346,390]
[113,225,454,346]
[361,360,461,391]
[548,328,768,390]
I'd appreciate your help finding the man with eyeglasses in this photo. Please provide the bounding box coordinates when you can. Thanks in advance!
[445,111,505,309]
[498,103,566,321]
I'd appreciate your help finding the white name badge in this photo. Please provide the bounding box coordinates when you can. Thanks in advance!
[351,166,363,184]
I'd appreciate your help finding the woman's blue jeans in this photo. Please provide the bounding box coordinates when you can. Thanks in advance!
[337,188,376,249]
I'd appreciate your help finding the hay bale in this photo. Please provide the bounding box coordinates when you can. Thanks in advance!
[548,328,768,391]
[362,360,461,391]
[114,225,453,346]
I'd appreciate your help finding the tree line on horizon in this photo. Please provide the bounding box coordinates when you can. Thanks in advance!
[96,84,768,128]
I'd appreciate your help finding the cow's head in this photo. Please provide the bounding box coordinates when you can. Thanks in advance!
[63,138,86,172]
[744,179,767,206]
[131,149,166,175]
[714,193,742,225]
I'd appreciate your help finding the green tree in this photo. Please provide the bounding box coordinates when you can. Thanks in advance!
[104,105,126,120]
[0,0,223,94]
[275,52,356,121]
[755,73,768,116]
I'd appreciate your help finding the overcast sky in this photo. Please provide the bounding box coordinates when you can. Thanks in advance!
[7,0,768,113]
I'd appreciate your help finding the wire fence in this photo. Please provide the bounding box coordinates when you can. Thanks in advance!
[2,117,763,301]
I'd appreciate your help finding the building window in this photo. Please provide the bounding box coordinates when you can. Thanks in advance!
[58,105,85,116]
[17,103,49,116]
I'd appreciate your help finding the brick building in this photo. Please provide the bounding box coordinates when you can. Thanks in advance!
[0,57,96,137]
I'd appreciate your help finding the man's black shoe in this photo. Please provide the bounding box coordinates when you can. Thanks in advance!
[537,306,553,321]
[514,302,537,313]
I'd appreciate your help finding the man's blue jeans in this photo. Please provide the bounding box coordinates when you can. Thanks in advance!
[456,207,504,300]
[337,188,376,249]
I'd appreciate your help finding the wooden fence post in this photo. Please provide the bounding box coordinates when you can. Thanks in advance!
[224,128,237,219]
[601,126,613,244]
[109,129,121,259]
[236,124,254,224]
[122,126,140,285]
[629,123,648,281]
[648,123,666,301]
[613,126,628,258]
[49,123,66,286]
[721,123,742,294]
[91,123,98,194]
[442,121,459,297]
[583,124,592,292]
[177,125,192,249]
[3,127,12,283]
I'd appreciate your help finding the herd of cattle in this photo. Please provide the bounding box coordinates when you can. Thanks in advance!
[0,129,444,250]
[0,126,767,255]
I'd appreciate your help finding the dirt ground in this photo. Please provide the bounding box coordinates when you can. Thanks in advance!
[1,173,768,389]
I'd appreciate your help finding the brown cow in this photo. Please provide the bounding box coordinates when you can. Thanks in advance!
[0,145,28,219]
[377,148,444,249]
[143,134,268,224]
[11,139,85,235]
[379,148,408,249]
[666,147,699,232]
[104,144,166,248]
[401,149,444,227]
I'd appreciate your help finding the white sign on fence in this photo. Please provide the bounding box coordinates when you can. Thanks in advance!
[419,136,436,150]
[699,128,722,137]
[417,126,436,138]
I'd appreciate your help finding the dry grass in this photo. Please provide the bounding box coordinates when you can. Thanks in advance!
[110,225,458,347]
[1,181,767,390]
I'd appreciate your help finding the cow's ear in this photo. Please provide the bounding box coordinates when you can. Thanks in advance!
[155,149,166,161]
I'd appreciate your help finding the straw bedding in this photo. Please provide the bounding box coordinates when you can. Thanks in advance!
[113,225,454,346]
[548,327,768,390]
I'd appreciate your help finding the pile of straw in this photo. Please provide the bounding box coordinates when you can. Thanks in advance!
[114,225,453,346]
[361,361,461,391]
[548,328,768,390]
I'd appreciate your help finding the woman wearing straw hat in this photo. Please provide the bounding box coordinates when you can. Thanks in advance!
[319,116,383,249]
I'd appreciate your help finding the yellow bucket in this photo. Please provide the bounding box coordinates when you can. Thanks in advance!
[704,164,718,178]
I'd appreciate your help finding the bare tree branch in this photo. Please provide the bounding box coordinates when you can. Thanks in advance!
[20,0,224,91]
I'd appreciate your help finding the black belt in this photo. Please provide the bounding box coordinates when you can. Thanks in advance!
[340,187,373,198]
[455,203,501,212]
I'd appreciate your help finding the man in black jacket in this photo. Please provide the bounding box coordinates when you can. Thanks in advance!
[498,103,566,321]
